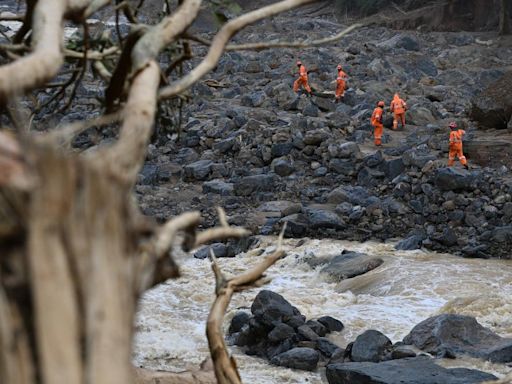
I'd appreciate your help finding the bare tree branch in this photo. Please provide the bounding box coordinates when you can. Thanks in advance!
[184,22,363,51]
[158,0,319,99]
[0,0,67,105]
[206,225,287,384]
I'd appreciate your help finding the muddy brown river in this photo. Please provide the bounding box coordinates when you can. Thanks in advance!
[134,237,512,383]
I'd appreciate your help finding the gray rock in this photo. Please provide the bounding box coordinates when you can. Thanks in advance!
[327,186,372,206]
[194,243,230,259]
[203,179,234,196]
[281,213,308,237]
[271,347,319,371]
[395,235,424,250]
[305,206,346,230]
[304,129,329,145]
[251,290,301,326]
[271,142,294,157]
[229,312,251,335]
[184,160,213,181]
[317,337,342,358]
[381,158,405,179]
[403,314,512,363]
[303,102,320,117]
[351,330,392,363]
[471,71,512,129]
[338,142,361,158]
[268,323,296,343]
[329,159,357,176]
[434,168,475,191]
[326,356,497,384]
[272,158,295,176]
[298,324,319,341]
[321,251,384,281]
[407,107,436,126]
[317,316,344,333]
[234,174,276,196]
[492,226,512,243]
[257,200,302,218]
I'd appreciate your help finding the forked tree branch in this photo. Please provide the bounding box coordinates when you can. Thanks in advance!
[184,22,363,51]
[158,0,319,99]
[206,225,286,384]
[0,0,67,105]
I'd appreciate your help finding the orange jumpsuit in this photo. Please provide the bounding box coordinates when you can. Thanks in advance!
[448,129,467,166]
[371,107,384,146]
[335,70,348,100]
[390,95,407,130]
[293,64,312,94]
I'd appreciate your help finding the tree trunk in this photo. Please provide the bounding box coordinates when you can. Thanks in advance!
[499,0,510,35]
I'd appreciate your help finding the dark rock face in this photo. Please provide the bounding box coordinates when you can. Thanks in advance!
[270,347,320,371]
[403,314,512,363]
[321,251,384,281]
[433,168,475,191]
[234,174,277,196]
[351,330,392,363]
[230,290,344,371]
[317,316,344,332]
[193,243,231,259]
[251,290,301,326]
[471,71,512,129]
[326,357,497,384]
[395,234,425,250]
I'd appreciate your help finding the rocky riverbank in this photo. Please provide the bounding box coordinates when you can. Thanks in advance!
[228,289,512,383]
[132,17,512,258]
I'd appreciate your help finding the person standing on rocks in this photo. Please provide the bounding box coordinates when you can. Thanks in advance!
[293,60,312,96]
[335,64,348,103]
[448,121,469,169]
[371,101,385,146]
[390,93,407,130]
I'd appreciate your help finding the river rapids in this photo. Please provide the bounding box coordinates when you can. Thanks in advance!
[133,237,512,383]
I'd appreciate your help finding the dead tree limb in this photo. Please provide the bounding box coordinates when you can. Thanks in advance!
[159,0,319,99]
[206,226,287,384]
[0,0,67,105]
[184,22,363,51]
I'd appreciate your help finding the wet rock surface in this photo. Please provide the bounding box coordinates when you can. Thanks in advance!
[403,314,512,363]
[326,356,497,384]
[228,290,345,371]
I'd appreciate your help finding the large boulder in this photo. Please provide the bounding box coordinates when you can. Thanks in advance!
[471,71,512,129]
[184,160,213,181]
[351,330,393,363]
[326,356,497,384]
[464,140,512,167]
[433,168,476,191]
[327,186,371,206]
[321,251,384,281]
[403,314,512,363]
[305,206,346,230]
[407,107,436,126]
[270,347,320,371]
[234,174,276,196]
[251,290,301,326]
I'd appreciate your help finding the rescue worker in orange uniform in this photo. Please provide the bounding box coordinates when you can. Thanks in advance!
[335,64,348,102]
[390,93,407,130]
[448,121,469,169]
[371,101,385,146]
[293,60,312,96]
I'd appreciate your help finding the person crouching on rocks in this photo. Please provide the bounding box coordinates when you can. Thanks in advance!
[371,101,385,146]
[448,121,469,169]
[293,60,312,96]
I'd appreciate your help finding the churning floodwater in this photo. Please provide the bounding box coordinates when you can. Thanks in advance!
[133,237,512,383]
